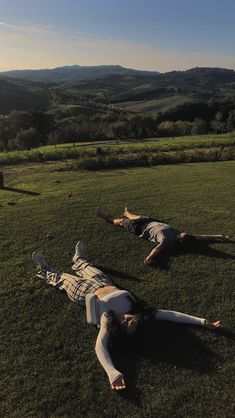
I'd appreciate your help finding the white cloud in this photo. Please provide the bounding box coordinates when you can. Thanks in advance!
[0,20,235,72]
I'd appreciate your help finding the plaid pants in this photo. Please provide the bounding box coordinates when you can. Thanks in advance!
[46,257,112,305]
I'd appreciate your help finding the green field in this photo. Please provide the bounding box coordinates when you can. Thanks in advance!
[113,95,198,114]
[47,104,105,118]
[0,132,234,167]
[1,161,235,418]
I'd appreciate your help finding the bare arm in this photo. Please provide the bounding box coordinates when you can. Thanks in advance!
[95,313,126,390]
[192,234,230,241]
[144,241,166,264]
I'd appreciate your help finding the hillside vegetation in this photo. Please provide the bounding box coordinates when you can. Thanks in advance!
[0,67,235,152]
[0,78,49,114]
[0,133,234,167]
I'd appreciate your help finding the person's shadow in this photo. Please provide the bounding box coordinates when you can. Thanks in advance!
[150,240,235,270]
[2,186,40,196]
[109,321,233,404]
[96,264,141,282]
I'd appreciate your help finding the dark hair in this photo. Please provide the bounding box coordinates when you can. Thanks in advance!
[127,295,155,324]
[105,311,125,348]
[106,295,155,346]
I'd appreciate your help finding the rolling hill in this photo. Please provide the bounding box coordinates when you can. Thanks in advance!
[0,66,235,116]
[0,77,49,114]
[0,65,160,83]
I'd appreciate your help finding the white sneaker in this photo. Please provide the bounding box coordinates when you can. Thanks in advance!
[32,250,52,279]
[72,241,86,262]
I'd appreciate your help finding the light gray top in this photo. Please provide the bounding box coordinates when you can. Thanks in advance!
[140,221,180,248]
[98,289,133,321]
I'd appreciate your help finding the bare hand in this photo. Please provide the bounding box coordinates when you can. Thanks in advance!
[111,375,126,390]
[205,320,222,329]
[220,235,230,241]
[144,258,153,265]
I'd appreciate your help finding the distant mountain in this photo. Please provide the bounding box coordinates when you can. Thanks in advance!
[57,67,235,108]
[161,67,235,88]
[0,65,160,83]
[0,66,234,115]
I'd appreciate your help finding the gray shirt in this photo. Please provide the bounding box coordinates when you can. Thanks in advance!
[140,221,180,248]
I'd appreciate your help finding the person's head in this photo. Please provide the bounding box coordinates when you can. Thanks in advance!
[120,312,147,335]
[107,305,154,342]
[113,218,124,227]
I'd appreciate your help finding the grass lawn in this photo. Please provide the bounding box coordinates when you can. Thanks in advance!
[0,132,234,167]
[0,161,234,418]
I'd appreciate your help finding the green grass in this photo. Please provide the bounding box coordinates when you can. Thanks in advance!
[47,104,105,118]
[0,132,234,166]
[113,95,198,114]
[0,161,234,417]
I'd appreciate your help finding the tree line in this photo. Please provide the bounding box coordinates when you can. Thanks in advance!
[0,98,235,151]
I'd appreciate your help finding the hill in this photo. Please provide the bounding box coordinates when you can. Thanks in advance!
[0,77,49,114]
[0,67,234,148]
[52,67,235,114]
[1,66,235,116]
[0,65,160,83]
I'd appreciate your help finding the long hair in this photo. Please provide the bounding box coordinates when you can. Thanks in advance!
[106,294,155,347]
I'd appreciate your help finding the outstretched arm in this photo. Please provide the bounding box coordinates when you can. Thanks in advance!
[191,234,230,242]
[154,310,221,329]
[95,313,126,390]
[144,241,166,265]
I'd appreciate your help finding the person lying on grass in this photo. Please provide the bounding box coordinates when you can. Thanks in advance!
[98,207,230,265]
[32,241,221,391]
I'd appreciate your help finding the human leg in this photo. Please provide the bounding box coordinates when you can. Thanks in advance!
[32,249,111,304]
[32,250,82,301]
[123,206,144,220]
[72,242,112,285]
[72,257,112,283]
[97,211,115,224]
[32,250,59,279]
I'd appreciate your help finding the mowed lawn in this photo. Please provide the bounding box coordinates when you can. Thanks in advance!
[0,161,234,418]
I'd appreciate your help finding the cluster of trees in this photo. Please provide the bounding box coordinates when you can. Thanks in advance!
[0,111,54,151]
[0,100,235,152]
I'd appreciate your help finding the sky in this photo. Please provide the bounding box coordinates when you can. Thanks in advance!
[0,0,235,73]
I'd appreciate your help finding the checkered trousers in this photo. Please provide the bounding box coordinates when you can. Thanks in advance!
[46,258,112,305]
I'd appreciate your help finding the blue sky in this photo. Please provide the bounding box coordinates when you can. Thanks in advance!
[0,0,234,72]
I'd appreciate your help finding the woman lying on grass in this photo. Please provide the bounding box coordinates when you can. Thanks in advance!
[98,207,230,265]
[32,241,221,391]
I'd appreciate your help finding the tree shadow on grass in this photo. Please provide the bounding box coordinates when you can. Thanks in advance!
[2,186,40,196]
[110,321,225,404]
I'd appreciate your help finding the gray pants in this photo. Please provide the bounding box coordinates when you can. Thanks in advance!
[46,257,112,304]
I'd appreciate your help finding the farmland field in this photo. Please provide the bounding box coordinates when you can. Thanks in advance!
[0,160,234,418]
[113,95,198,114]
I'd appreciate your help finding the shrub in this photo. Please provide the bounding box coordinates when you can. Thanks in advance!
[16,127,41,150]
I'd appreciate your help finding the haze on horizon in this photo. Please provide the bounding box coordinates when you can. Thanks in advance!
[0,0,235,73]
